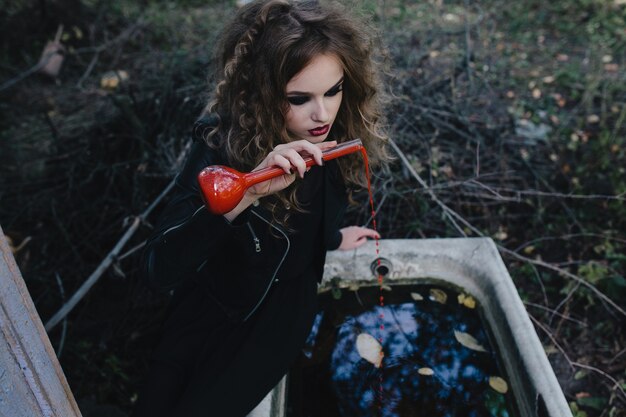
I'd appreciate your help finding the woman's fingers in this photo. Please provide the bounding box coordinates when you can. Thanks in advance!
[338,226,381,250]
[317,140,338,150]
[310,140,337,165]
[360,227,381,239]
[270,154,294,175]
[279,140,337,166]
[267,149,304,177]
[268,140,338,173]
[308,140,337,165]
[282,148,307,178]
[250,140,340,197]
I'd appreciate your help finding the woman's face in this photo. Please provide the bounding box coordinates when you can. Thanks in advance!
[285,53,344,143]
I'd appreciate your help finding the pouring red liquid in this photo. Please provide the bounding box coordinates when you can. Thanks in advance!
[197,139,364,215]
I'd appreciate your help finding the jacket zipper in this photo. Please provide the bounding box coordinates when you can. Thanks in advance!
[243,209,290,322]
[246,223,262,253]
[159,204,289,322]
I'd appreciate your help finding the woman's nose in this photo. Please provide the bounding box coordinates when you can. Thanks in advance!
[312,99,330,122]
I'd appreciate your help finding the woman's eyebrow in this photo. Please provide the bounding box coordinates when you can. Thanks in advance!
[286,76,344,95]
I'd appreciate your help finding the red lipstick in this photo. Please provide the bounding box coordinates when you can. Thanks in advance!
[308,124,330,136]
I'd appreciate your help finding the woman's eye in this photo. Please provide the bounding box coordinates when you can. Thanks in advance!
[325,84,343,97]
[287,96,309,105]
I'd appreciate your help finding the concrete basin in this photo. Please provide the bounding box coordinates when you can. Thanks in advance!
[249,238,572,417]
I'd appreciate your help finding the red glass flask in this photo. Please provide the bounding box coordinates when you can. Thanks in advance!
[198,139,364,214]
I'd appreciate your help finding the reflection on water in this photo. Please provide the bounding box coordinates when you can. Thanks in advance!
[288,284,514,417]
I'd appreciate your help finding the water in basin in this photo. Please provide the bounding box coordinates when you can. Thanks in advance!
[287,282,515,417]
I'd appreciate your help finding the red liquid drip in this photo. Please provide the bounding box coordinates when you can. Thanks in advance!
[360,148,384,415]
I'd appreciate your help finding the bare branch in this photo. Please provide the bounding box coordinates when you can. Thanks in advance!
[572,362,626,401]
[499,248,626,318]
[45,177,177,332]
[390,137,626,319]
[524,301,587,327]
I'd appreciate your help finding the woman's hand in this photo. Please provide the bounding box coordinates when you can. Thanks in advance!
[337,226,380,250]
[223,140,336,222]
[247,140,337,198]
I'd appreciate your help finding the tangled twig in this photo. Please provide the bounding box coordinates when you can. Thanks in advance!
[44,176,177,332]
[389,137,626,319]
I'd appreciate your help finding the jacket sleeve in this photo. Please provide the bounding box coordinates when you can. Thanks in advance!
[141,132,252,293]
[326,229,343,251]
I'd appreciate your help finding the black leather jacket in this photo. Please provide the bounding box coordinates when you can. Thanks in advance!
[142,118,348,322]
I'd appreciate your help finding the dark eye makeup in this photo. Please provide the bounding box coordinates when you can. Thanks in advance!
[325,84,343,97]
[287,96,309,105]
[287,81,344,106]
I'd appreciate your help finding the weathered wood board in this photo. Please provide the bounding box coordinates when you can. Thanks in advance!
[0,225,82,417]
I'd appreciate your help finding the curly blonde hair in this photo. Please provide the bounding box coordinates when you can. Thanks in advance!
[202,0,390,223]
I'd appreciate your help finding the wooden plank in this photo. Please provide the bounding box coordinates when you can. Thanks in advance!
[0,225,82,417]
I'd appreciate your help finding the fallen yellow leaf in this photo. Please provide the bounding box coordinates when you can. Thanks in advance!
[356,333,384,368]
[100,70,129,90]
[457,293,476,309]
[410,292,424,301]
[587,115,600,124]
[489,376,508,393]
[454,330,487,352]
[418,367,435,376]
[494,228,508,241]
[72,26,83,40]
[429,288,447,304]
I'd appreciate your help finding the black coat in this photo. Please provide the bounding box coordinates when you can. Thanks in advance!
[142,118,348,322]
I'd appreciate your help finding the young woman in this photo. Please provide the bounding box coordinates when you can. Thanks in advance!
[132,1,389,415]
